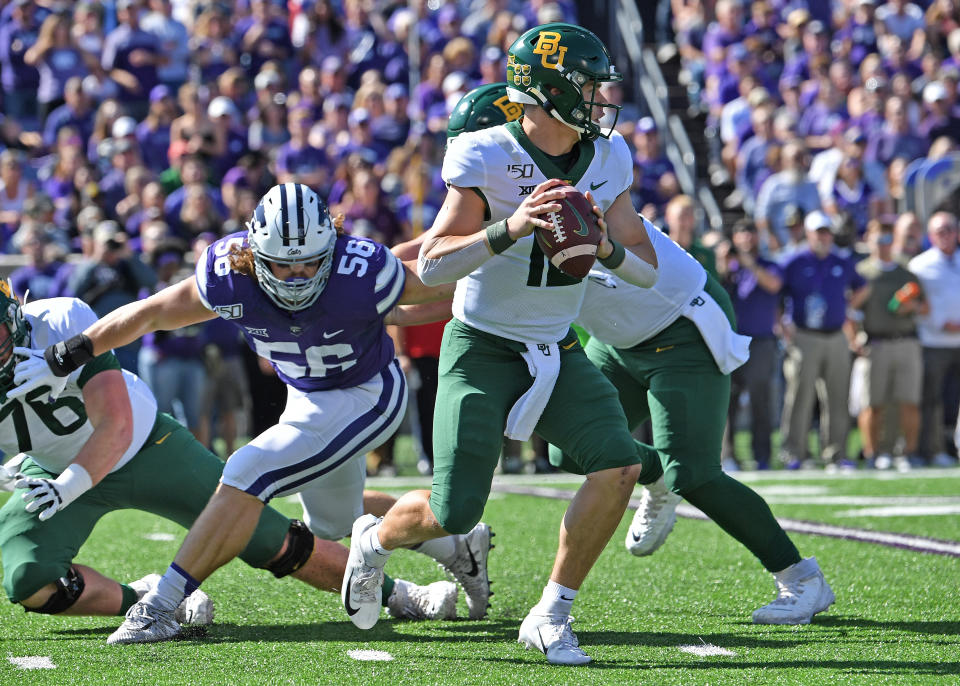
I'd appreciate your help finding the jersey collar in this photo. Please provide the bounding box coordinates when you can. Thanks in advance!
[504,120,596,187]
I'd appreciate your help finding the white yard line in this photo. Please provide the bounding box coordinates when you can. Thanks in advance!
[678,644,737,657]
[8,656,55,670]
[494,485,960,558]
[347,650,394,662]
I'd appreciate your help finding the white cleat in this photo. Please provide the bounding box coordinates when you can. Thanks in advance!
[128,574,161,601]
[175,588,214,625]
[752,557,835,625]
[127,573,214,625]
[107,601,181,645]
[386,579,458,620]
[518,613,591,666]
[342,514,384,630]
[625,476,683,556]
[441,522,493,619]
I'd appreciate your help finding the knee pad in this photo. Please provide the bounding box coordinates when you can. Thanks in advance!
[264,520,314,578]
[23,566,85,614]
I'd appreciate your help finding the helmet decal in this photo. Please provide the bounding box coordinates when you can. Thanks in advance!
[533,30,567,70]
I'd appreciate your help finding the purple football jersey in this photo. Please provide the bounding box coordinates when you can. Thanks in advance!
[196,231,406,391]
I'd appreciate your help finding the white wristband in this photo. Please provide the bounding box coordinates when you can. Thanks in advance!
[54,463,93,510]
[609,248,659,288]
[417,238,493,286]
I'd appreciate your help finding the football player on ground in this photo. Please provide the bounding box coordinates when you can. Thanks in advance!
[0,283,459,628]
[10,183,490,643]
[557,224,836,625]
[340,24,662,666]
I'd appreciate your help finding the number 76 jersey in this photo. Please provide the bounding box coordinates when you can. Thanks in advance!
[195,231,406,392]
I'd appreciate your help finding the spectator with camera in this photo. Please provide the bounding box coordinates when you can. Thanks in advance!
[718,219,783,470]
[65,220,156,371]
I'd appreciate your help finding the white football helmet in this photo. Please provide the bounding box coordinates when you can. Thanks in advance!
[246,183,337,311]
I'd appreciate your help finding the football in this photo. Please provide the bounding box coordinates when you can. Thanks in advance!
[534,185,602,279]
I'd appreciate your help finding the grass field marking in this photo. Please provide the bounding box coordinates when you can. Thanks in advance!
[347,650,394,661]
[678,643,737,657]
[143,533,176,541]
[7,656,56,670]
[838,504,960,517]
[494,485,960,558]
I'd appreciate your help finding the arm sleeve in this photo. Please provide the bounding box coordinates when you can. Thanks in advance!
[372,244,406,315]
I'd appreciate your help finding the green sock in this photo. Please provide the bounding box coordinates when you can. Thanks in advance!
[683,473,801,573]
[635,439,664,485]
[381,575,396,606]
[118,584,139,615]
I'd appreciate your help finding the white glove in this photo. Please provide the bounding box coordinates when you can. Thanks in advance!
[16,464,92,522]
[9,347,68,402]
[0,453,27,492]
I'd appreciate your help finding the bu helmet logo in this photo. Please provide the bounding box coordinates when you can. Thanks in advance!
[493,95,523,121]
[533,30,567,70]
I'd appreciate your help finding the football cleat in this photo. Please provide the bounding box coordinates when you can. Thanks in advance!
[752,557,835,625]
[128,573,162,601]
[342,514,385,630]
[625,476,683,556]
[441,522,493,619]
[518,613,591,666]
[386,579,458,620]
[127,573,214,625]
[107,601,181,645]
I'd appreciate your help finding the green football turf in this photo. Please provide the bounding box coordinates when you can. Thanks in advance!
[1,469,958,684]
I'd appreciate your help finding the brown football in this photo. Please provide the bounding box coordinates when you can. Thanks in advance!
[534,184,602,279]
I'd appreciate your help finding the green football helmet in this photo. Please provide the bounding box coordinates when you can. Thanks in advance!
[447,82,523,139]
[0,280,28,396]
[506,22,622,140]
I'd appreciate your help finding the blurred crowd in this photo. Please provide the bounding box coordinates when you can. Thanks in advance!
[3,0,960,473]
[647,0,960,472]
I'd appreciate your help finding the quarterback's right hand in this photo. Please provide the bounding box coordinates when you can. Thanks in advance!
[505,178,567,240]
[9,347,67,402]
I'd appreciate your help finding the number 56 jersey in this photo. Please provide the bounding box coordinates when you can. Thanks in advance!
[195,232,406,392]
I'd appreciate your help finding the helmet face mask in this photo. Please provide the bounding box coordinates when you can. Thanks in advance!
[246,183,337,312]
[0,281,28,396]
[506,23,623,140]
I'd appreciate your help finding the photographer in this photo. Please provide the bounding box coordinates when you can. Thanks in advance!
[718,219,783,469]
[64,220,156,370]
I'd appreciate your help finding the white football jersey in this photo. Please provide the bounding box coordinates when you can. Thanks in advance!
[0,298,158,475]
[442,120,633,343]
[577,217,707,348]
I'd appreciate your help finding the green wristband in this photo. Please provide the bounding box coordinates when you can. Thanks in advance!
[598,239,626,269]
[485,220,516,254]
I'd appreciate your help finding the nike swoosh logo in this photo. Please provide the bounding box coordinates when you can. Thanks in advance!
[559,594,575,601]
[464,545,479,577]
[323,329,344,339]
[655,346,674,353]
[344,583,360,616]
[561,341,577,350]
[154,431,173,445]
[590,180,608,191]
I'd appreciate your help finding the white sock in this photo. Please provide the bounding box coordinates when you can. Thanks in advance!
[533,580,578,617]
[359,524,392,568]
[411,535,459,565]
[141,563,196,613]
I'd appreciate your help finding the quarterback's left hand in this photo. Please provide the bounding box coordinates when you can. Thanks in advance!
[16,464,92,522]
[9,347,67,402]
[586,191,613,259]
